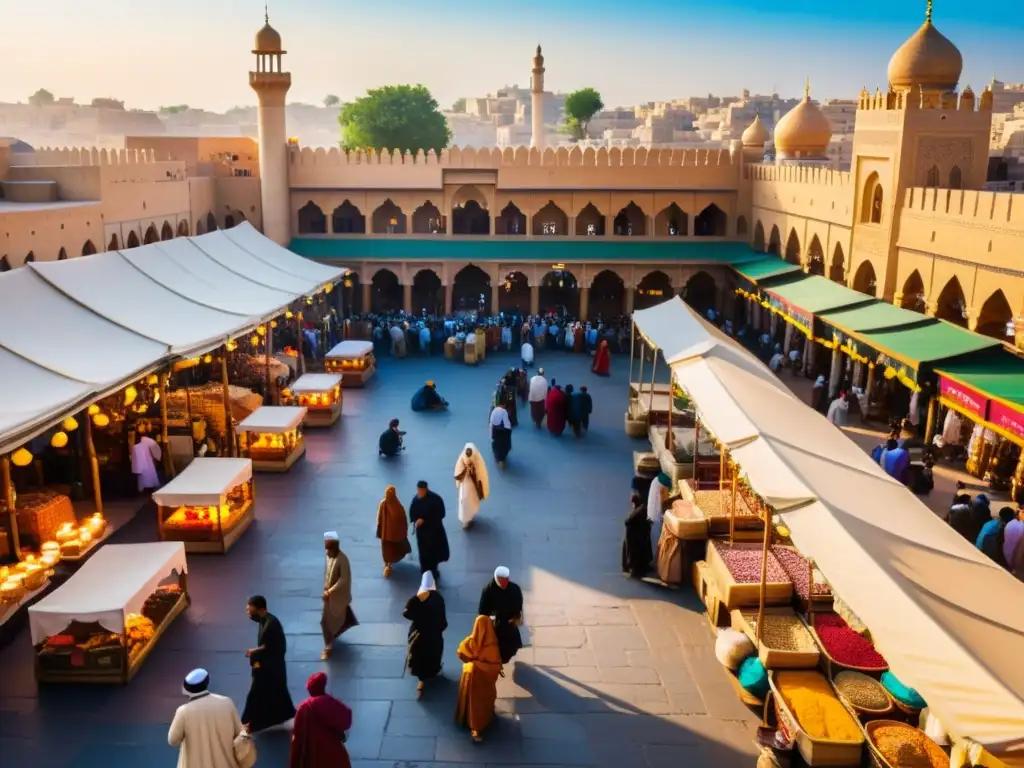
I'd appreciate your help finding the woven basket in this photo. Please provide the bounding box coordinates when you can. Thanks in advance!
[767,672,865,766]
[833,671,894,720]
[804,615,888,677]
[864,720,946,768]
[16,492,76,543]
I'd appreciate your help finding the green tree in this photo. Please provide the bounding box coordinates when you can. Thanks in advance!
[562,87,604,141]
[339,84,451,154]
[159,104,190,115]
[323,94,341,108]
[29,88,55,107]
[451,97,467,113]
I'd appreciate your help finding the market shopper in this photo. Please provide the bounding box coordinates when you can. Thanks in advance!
[489,401,513,467]
[242,596,296,732]
[622,492,653,578]
[528,368,548,427]
[376,486,412,578]
[403,571,448,698]
[1004,508,1024,579]
[321,533,359,659]
[168,668,246,768]
[131,430,163,493]
[454,616,503,743]
[478,566,524,664]
[545,381,567,436]
[454,444,489,529]
[288,672,352,768]
[409,481,450,580]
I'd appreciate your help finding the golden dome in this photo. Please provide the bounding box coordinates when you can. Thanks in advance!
[773,83,832,157]
[254,21,282,53]
[741,114,769,147]
[886,5,962,92]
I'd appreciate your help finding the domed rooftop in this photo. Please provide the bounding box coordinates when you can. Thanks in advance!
[254,14,283,53]
[533,45,544,68]
[741,114,769,147]
[773,82,832,157]
[887,2,962,91]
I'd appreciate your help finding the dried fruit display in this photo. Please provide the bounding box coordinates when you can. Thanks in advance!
[773,547,832,600]
[813,613,887,669]
[713,541,790,584]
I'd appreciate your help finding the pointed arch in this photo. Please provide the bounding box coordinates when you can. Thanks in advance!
[0,256,10,273]
[694,203,727,236]
[784,229,801,265]
[752,220,766,252]
[852,260,877,297]
[829,243,845,284]
[498,270,531,314]
[371,200,407,234]
[613,202,646,236]
[900,270,926,312]
[160,221,174,241]
[925,165,939,187]
[412,201,443,234]
[370,268,402,313]
[452,200,490,235]
[195,219,205,236]
[24,251,35,264]
[331,201,366,234]
[539,269,580,317]
[736,215,748,237]
[452,263,492,312]
[767,225,781,256]
[634,270,673,311]
[589,270,625,318]
[654,203,688,237]
[533,201,568,236]
[81,241,97,256]
[806,235,825,276]
[411,269,443,315]
[58,247,69,260]
[975,289,1013,340]
[575,203,605,236]
[682,271,718,315]
[496,202,526,235]
[126,230,141,249]
[860,171,882,224]
[224,214,236,229]
[949,165,962,190]
[108,233,120,251]
[934,276,968,328]
[143,224,160,245]
[176,220,190,237]
[205,212,217,232]
[298,201,327,234]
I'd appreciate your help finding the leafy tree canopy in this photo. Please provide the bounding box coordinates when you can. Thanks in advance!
[339,84,451,155]
[159,104,190,115]
[451,97,467,113]
[29,88,55,107]
[562,87,604,141]
[323,94,341,107]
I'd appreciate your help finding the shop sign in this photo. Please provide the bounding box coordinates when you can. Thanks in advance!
[988,401,1024,442]
[938,377,987,419]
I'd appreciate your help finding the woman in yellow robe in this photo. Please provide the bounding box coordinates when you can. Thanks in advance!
[376,486,412,578]
[454,615,502,743]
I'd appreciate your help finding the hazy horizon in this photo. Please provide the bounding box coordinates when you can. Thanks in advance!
[4,0,1021,113]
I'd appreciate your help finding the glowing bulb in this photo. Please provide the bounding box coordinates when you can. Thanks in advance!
[271,320,278,328]
[124,385,138,406]
[11,447,33,467]
[92,413,110,428]
[257,325,267,336]
[62,416,79,432]
[286,311,294,319]
[50,432,69,449]
[250,335,260,346]
[146,374,159,385]
[87,404,100,416]
[203,354,213,364]
[324,283,333,294]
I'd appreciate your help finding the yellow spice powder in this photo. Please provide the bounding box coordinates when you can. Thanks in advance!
[776,671,862,742]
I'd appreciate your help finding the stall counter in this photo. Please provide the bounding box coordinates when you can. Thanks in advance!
[324,340,375,387]
[283,373,343,427]
[152,458,255,553]
[235,406,307,472]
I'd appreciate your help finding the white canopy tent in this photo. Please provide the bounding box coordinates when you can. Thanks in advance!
[235,405,307,434]
[190,230,321,294]
[223,222,345,284]
[288,373,343,393]
[326,340,374,359]
[632,297,1024,762]
[0,347,94,441]
[152,458,253,507]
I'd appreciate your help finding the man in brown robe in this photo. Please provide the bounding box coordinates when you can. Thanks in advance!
[376,486,412,578]
[321,532,359,659]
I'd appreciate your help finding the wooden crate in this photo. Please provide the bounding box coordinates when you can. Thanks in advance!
[705,540,794,610]
[730,608,820,670]
[767,672,865,766]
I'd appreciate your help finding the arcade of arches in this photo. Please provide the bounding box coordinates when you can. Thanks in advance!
[353,264,725,320]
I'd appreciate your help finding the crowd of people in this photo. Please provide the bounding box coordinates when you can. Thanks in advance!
[947,486,1024,578]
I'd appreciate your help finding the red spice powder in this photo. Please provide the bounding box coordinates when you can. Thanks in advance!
[813,613,887,669]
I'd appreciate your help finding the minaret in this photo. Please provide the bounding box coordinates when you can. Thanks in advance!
[249,8,292,245]
[531,45,546,151]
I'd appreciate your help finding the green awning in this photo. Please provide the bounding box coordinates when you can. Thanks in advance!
[819,301,935,334]
[860,321,1002,372]
[289,237,761,263]
[936,357,1024,410]
[764,274,875,315]
[732,256,802,284]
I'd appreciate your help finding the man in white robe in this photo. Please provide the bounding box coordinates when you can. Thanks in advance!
[321,532,358,659]
[454,444,489,529]
[131,432,162,492]
[521,340,534,366]
[168,668,246,768]
[647,472,671,550]
[528,368,548,427]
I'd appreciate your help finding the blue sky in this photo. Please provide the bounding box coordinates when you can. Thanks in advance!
[4,0,1020,111]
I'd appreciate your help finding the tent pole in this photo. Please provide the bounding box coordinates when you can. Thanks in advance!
[159,373,175,478]
[628,318,636,396]
[221,345,235,458]
[264,327,274,406]
[719,447,726,495]
[666,371,675,452]
[807,557,815,623]
[729,460,738,544]
[756,505,772,645]
[923,394,937,444]
[1,456,22,560]
[84,413,104,517]
[296,312,307,376]
[636,339,645,406]
[647,351,657,415]
[692,420,700,487]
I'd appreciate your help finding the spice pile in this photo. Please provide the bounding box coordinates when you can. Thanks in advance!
[743,613,816,652]
[834,671,890,712]
[694,490,757,519]
[775,670,862,742]
[713,541,791,584]
[813,614,887,669]
[869,722,947,768]
[773,547,832,600]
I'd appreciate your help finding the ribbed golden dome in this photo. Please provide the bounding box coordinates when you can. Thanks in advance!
[887,14,962,92]
[741,114,769,147]
[254,22,282,53]
[773,85,832,157]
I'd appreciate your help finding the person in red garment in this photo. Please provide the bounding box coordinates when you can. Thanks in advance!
[591,339,611,376]
[289,672,352,768]
[545,380,567,436]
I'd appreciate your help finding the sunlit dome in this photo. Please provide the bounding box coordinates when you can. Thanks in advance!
[887,3,962,92]
[254,20,283,53]
[773,84,832,157]
[741,114,769,147]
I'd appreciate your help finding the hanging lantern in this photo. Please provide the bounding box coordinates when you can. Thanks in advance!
[203,354,213,364]
[50,432,69,449]
[257,325,267,336]
[146,374,159,385]
[324,283,333,294]
[286,311,294,319]
[305,297,313,306]
[124,385,138,406]
[250,335,260,346]
[62,416,79,432]
[153,391,160,404]
[225,340,238,352]
[137,404,149,415]
[270,320,278,328]
[93,413,110,428]
[87,404,100,416]
[11,447,33,467]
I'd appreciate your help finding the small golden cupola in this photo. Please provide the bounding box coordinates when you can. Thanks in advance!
[741,114,770,147]
[887,0,962,92]
[773,81,833,158]
[254,7,283,53]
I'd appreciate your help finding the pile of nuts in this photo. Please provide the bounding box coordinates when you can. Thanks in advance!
[694,490,756,518]
[869,722,948,768]
[743,613,816,652]
[713,541,791,584]
[773,547,832,600]
[834,671,890,711]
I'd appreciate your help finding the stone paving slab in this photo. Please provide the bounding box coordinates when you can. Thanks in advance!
[0,352,758,767]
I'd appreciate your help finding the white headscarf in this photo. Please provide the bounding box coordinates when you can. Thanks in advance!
[454,443,490,499]
[418,571,436,595]
[494,565,510,582]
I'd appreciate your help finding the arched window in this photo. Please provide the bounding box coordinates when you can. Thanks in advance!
[870,185,883,223]
[949,165,962,190]
[925,165,940,188]
[860,172,883,224]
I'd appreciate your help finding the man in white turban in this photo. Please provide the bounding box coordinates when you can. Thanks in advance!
[477,566,524,664]
[321,532,358,659]
[168,668,246,768]
[454,444,489,529]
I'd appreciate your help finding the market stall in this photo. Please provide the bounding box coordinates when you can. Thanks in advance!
[152,458,255,553]
[281,374,343,427]
[29,542,188,684]
[235,406,307,472]
[324,341,375,387]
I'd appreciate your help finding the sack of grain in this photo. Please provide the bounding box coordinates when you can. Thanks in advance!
[715,627,755,670]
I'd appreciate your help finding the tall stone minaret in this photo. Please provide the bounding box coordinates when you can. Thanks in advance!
[249,9,292,245]
[531,45,546,151]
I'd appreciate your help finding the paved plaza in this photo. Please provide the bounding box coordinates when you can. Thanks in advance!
[0,351,759,768]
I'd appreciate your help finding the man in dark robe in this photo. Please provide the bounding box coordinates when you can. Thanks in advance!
[622,493,653,578]
[409,481,450,580]
[242,595,296,732]
[500,370,519,427]
[379,418,405,457]
[478,566,523,664]
[411,381,448,411]
[403,572,448,698]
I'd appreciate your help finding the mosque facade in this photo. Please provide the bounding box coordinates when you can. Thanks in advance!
[1,4,1022,343]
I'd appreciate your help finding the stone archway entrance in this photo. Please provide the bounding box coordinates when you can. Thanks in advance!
[589,270,625,319]
[540,269,580,317]
[411,269,443,315]
[634,270,673,311]
[683,271,718,316]
[452,264,492,314]
[498,271,530,314]
[371,269,402,313]
[452,201,490,235]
